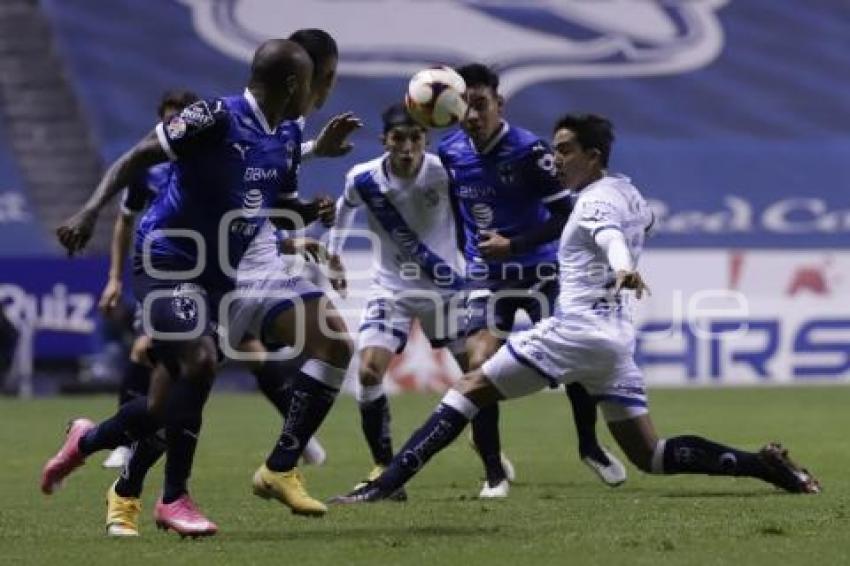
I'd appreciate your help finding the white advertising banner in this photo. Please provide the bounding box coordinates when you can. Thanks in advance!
[332,250,850,391]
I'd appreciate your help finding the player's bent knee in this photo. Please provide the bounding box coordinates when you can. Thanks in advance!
[358,363,383,387]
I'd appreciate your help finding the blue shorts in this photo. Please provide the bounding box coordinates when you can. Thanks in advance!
[465,264,559,336]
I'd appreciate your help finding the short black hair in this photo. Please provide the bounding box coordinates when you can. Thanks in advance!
[288,28,338,71]
[553,113,615,167]
[381,103,419,134]
[157,89,199,119]
[455,63,499,93]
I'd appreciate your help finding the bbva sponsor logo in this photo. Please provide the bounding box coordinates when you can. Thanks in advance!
[180,0,728,97]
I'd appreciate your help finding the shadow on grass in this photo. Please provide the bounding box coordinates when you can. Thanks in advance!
[658,490,776,499]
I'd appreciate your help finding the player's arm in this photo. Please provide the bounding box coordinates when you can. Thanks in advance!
[99,177,151,311]
[581,197,650,299]
[57,130,166,256]
[509,197,571,255]
[271,195,335,231]
[306,112,363,159]
[324,191,362,297]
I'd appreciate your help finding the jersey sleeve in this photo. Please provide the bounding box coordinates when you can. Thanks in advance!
[521,141,571,205]
[119,173,153,216]
[576,192,625,238]
[341,169,363,207]
[155,99,228,161]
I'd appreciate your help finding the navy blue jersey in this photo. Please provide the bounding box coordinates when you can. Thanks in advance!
[135,90,300,290]
[438,122,570,278]
[120,162,172,216]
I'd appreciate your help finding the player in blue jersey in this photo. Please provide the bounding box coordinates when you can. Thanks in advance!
[438,64,624,497]
[43,39,355,536]
[98,89,199,470]
[331,113,819,505]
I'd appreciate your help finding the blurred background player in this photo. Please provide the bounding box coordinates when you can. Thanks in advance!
[439,63,624,496]
[332,113,820,504]
[327,103,474,499]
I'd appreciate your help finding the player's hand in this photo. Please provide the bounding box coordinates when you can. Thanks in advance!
[313,112,363,158]
[477,230,512,261]
[614,270,651,299]
[56,207,98,256]
[281,237,331,264]
[315,196,336,227]
[327,254,347,298]
[98,278,123,313]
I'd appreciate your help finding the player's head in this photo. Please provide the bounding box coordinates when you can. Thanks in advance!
[381,103,427,178]
[249,38,314,120]
[552,113,614,190]
[455,63,503,147]
[288,28,338,113]
[157,89,200,122]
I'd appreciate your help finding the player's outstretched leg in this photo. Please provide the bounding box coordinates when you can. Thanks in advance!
[41,393,163,495]
[605,409,820,494]
[331,369,510,504]
[252,296,353,516]
[564,383,627,487]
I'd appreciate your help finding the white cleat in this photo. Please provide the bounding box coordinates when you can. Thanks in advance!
[478,478,510,499]
[102,446,131,469]
[301,436,327,467]
[582,447,627,487]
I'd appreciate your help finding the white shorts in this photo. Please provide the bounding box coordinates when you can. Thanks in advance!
[357,285,466,355]
[481,316,648,422]
[226,259,325,350]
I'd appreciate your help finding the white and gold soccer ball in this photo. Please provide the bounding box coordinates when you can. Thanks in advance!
[405,66,467,128]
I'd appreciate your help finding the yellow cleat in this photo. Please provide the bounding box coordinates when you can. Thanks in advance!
[252,464,327,517]
[105,481,141,537]
[353,465,385,491]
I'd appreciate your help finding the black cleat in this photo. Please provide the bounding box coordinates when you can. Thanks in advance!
[328,481,397,505]
[758,443,820,494]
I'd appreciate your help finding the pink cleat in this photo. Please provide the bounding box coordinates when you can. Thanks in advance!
[153,494,218,538]
[41,418,95,495]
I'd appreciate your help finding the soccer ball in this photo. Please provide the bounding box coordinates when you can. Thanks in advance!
[405,66,467,128]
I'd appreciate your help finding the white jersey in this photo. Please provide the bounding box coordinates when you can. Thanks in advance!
[556,174,653,325]
[341,153,462,292]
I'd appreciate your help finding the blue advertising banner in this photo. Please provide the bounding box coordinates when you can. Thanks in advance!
[41,0,850,249]
[0,257,109,357]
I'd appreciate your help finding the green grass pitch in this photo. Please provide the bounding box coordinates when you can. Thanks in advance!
[2,387,848,565]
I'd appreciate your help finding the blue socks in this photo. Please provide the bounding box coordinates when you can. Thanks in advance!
[78,397,160,455]
[162,378,211,503]
[266,371,339,472]
[118,361,152,406]
[565,383,609,464]
[470,403,505,485]
[376,390,478,492]
[359,394,394,466]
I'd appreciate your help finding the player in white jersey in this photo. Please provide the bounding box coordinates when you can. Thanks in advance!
[332,113,819,504]
[328,104,487,496]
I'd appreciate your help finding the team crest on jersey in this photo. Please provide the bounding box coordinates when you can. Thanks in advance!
[171,283,204,322]
[422,186,440,208]
[166,116,187,139]
[180,0,727,97]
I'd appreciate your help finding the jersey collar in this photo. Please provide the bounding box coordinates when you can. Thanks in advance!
[243,88,276,135]
[473,120,509,155]
[380,154,427,190]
